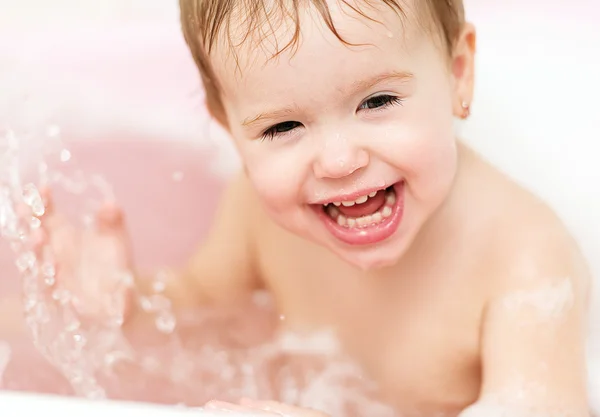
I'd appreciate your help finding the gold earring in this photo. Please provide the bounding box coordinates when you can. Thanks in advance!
[460,101,471,119]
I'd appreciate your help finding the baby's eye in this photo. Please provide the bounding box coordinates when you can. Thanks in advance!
[358,94,402,111]
[261,121,302,141]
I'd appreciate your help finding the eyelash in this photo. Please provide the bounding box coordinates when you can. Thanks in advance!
[260,94,403,141]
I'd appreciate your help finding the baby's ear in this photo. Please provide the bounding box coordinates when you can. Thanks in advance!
[451,23,477,117]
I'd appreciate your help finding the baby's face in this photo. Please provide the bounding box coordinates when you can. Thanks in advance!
[212,2,469,269]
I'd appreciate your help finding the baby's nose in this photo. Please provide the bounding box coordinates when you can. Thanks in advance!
[312,140,369,179]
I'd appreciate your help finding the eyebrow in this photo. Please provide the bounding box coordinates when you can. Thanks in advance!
[242,106,299,128]
[344,70,413,96]
[241,70,413,128]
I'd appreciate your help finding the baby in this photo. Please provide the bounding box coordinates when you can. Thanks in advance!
[35,0,593,416]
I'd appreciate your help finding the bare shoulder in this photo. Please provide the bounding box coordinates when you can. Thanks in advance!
[182,171,268,303]
[478,162,591,304]
[466,159,591,413]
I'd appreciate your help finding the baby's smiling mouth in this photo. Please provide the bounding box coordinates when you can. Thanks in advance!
[321,185,397,228]
[311,181,405,246]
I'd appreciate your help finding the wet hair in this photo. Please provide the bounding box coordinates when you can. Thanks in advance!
[179,0,465,125]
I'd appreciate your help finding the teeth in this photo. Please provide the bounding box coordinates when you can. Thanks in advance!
[356,216,369,227]
[382,206,392,218]
[324,188,398,228]
[355,195,368,204]
[327,191,377,208]
[385,192,396,206]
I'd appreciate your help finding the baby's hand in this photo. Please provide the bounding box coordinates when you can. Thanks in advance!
[33,188,135,325]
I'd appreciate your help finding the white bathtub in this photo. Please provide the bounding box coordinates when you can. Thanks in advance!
[0,391,221,416]
[0,0,599,415]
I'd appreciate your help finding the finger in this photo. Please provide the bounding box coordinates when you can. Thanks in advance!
[30,228,58,269]
[31,227,48,257]
[96,201,124,232]
[94,202,135,272]
[31,228,58,280]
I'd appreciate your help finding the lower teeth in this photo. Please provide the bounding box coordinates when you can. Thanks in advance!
[326,189,396,228]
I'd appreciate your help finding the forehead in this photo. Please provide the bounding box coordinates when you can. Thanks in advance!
[209,0,425,88]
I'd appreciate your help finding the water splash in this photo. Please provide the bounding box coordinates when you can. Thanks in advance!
[0,125,131,398]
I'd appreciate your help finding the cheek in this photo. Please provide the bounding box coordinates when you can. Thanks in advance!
[404,80,457,176]
[397,128,457,199]
[373,95,457,198]
[378,101,455,164]
[240,146,306,212]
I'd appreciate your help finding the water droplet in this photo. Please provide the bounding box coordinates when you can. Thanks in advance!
[15,251,36,272]
[43,275,56,287]
[103,352,118,367]
[108,314,125,328]
[30,216,41,229]
[279,314,286,321]
[152,280,166,293]
[117,271,134,287]
[41,262,55,276]
[24,296,36,311]
[21,183,45,216]
[155,314,176,334]
[52,288,72,305]
[46,125,61,138]
[33,303,50,323]
[65,319,81,332]
[72,333,87,348]
[60,149,71,162]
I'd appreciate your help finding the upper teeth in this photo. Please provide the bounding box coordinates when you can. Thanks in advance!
[328,191,378,207]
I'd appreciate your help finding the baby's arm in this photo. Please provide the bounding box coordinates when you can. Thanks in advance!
[136,171,261,310]
[462,238,592,416]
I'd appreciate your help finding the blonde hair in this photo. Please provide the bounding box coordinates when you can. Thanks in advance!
[179,0,465,125]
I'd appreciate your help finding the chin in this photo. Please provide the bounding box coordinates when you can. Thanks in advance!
[328,234,412,271]
[340,249,401,271]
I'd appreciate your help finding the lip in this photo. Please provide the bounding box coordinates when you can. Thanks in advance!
[313,181,405,246]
